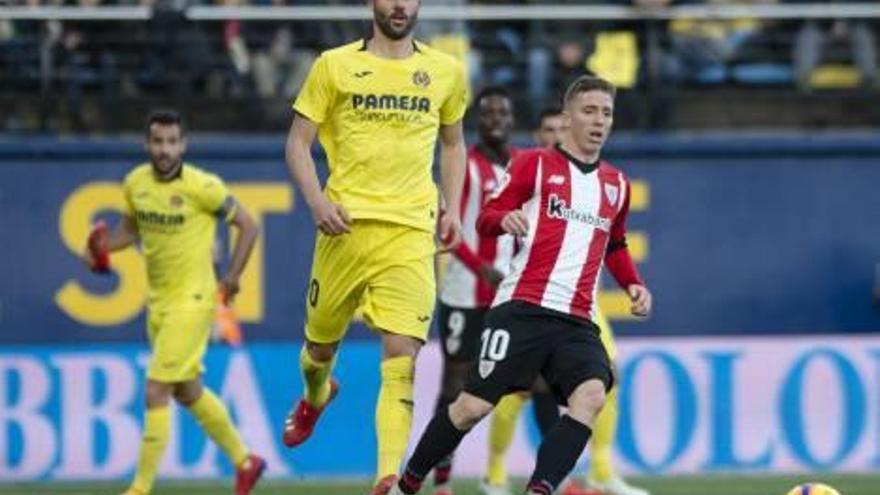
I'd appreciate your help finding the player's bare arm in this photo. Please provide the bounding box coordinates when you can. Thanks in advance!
[220,198,260,303]
[285,114,351,235]
[437,120,466,251]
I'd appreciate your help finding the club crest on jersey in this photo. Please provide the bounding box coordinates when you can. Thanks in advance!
[412,69,431,88]
[478,359,496,379]
[169,194,184,209]
[604,184,619,206]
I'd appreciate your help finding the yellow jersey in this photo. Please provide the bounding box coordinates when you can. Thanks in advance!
[123,163,234,311]
[293,39,468,232]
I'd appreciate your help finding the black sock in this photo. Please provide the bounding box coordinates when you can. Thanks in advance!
[432,395,455,485]
[528,414,592,492]
[398,408,469,494]
[531,390,560,438]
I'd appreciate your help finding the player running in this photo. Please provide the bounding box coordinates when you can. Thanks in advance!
[282,0,468,493]
[393,75,652,495]
[480,106,651,495]
[431,85,517,495]
[81,110,264,495]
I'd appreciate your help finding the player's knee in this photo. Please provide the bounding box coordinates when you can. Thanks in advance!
[566,379,606,424]
[448,393,493,430]
[172,379,204,406]
[305,340,338,362]
[381,332,422,359]
[145,380,173,408]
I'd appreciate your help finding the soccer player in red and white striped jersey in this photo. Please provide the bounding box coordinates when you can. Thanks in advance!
[432,86,517,495]
[394,75,651,495]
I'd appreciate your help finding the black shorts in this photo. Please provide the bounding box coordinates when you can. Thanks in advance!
[463,300,614,405]
[437,303,487,363]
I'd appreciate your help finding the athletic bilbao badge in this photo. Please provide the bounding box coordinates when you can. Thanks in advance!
[604,184,619,206]
[479,359,495,378]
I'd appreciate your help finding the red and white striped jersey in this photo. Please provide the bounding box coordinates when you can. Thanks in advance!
[477,145,643,321]
[440,145,517,308]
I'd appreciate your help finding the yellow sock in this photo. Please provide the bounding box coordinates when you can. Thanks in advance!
[486,393,527,486]
[375,356,415,480]
[188,389,249,467]
[130,406,170,494]
[300,346,335,407]
[589,387,618,482]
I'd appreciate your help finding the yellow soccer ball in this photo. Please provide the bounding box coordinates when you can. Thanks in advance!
[786,483,841,495]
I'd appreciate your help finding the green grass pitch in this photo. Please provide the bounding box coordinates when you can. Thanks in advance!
[3,475,878,495]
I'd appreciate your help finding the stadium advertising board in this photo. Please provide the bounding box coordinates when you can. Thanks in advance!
[1,337,879,480]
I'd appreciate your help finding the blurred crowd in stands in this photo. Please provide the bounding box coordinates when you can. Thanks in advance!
[1,0,878,130]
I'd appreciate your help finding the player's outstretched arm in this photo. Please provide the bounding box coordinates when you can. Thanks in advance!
[437,120,466,251]
[220,199,260,303]
[285,114,351,235]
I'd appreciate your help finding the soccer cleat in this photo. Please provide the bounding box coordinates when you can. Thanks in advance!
[234,454,266,495]
[586,476,650,495]
[559,479,604,495]
[282,377,339,447]
[371,474,399,495]
[432,484,453,495]
[524,480,553,495]
[477,479,512,495]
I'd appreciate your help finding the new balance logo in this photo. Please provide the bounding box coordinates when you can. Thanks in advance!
[547,174,566,185]
[354,70,373,78]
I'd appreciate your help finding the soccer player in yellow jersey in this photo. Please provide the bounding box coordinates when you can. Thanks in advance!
[282,0,467,493]
[81,111,265,495]
[478,107,649,495]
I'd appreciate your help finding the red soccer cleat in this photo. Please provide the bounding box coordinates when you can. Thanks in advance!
[282,377,339,447]
[371,474,399,495]
[234,454,266,495]
[559,479,604,495]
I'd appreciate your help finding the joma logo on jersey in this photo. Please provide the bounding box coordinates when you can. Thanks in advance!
[546,194,610,231]
[136,210,185,226]
[352,94,431,113]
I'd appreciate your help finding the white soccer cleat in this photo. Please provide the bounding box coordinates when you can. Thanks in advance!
[478,479,512,495]
[586,476,650,495]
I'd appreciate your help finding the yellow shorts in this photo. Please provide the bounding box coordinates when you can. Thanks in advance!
[146,309,212,383]
[305,220,436,344]
[594,308,617,361]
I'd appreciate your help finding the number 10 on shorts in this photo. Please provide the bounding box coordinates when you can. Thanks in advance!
[478,328,510,378]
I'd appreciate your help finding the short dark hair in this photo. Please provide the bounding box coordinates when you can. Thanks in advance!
[563,75,616,105]
[537,106,563,125]
[146,110,184,136]
[472,85,511,109]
